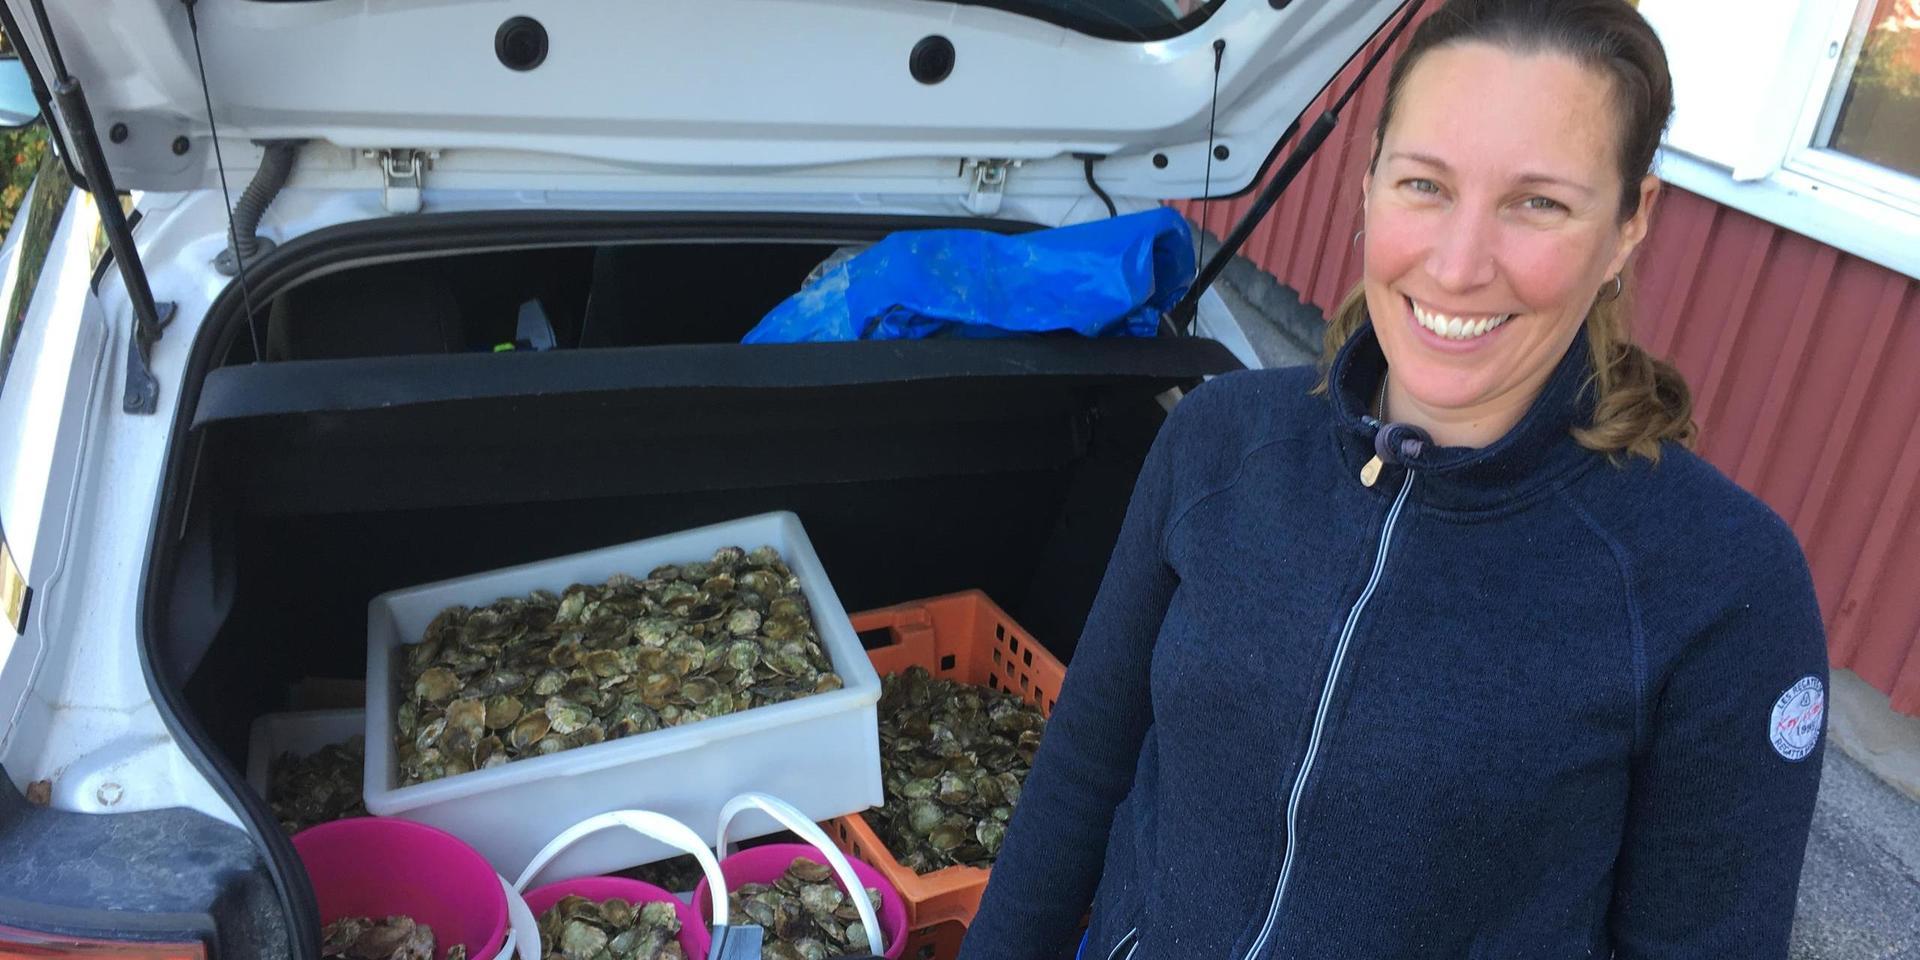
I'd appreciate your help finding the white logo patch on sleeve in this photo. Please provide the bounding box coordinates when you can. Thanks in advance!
[1769,676,1825,762]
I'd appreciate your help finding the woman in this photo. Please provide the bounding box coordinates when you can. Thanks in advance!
[958,1,1828,958]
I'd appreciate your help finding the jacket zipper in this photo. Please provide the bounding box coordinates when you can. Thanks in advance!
[1239,470,1418,960]
[1106,928,1140,960]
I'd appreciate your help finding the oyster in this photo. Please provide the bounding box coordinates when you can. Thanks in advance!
[414,668,461,703]
[544,698,594,736]
[269,736,369,834]
[868,666,1046,873]
[726,609,763,637]
[319,915,444,960]
[484,695,524,730]
[726,857,882,960]
[395,546,840,786]
[536,893,685,960]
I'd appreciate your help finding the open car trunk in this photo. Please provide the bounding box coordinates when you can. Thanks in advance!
[145,211,1242,850]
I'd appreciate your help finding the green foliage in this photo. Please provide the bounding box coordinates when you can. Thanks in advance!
[0,20,49,236]
[0,138,70,390]
[0,121,50,237]
[1854,25,1920,101]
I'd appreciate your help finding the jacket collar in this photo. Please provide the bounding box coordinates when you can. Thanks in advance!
[1326,323,1600,514]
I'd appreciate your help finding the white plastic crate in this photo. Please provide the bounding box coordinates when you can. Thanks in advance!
[246,708,366,799]
[363,511,882,881]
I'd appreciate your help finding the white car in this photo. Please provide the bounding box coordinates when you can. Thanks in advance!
[0,0,1400,955]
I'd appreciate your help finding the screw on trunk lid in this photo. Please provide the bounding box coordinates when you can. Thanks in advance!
[109,122,128,144]
[910,36,955,84]
[495,17,548,71]
[96,782,123,806]
[171,136,189,156]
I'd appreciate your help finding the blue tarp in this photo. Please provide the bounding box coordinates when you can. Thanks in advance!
[741,208,1196,344]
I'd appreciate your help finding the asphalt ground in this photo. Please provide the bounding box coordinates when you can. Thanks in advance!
[1791,748,1920,959]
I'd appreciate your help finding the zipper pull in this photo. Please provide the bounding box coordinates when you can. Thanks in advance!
[1360,415,1385,486]
[1360,455,1383,487]
[1363,421,1430,488]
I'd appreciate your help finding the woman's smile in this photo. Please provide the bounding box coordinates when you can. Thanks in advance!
[1403,294,1514,349]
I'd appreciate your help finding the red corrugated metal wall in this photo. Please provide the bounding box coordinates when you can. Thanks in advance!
[1176,11,1920,713]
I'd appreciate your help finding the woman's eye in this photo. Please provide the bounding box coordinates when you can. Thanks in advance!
[1402,178,1441,195]
[1523,195,1567,213]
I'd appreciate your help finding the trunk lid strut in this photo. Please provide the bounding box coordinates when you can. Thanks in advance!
[1171,0,1427,335]
[17,0,175,413]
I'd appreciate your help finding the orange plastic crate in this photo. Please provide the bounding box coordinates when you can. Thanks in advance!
[827,590,1066,930]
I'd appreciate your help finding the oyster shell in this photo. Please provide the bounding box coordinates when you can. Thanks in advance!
[484,695,524,730]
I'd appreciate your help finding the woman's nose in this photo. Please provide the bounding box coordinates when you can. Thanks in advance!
[1425,209,1498,292]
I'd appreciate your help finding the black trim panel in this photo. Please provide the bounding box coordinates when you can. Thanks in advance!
[194,338,1235,425]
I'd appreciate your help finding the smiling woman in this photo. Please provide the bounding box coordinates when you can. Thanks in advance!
[960,2,1828,959]
[1320,0,1694,460]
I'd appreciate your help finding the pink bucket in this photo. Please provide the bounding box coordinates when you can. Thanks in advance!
[523,876,711,960]
[693,843,910,959]
[293,817,508,960]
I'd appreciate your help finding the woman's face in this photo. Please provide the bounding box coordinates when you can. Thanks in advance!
[1362,41,1658,422]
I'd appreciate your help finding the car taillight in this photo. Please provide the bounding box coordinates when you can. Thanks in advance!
[0,926,204,960]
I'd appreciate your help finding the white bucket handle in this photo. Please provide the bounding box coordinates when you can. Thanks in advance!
[495,809,730,960]
[495,874,542,960]
[714,792,885,957]
[512,809,730,928]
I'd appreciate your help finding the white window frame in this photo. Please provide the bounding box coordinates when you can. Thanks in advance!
[1642,0,1920,280]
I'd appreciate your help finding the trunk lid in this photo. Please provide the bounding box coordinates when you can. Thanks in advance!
[4,0,1404,204]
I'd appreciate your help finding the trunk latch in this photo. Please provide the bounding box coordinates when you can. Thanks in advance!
[960,158,1018,216]
[374,149,435,214]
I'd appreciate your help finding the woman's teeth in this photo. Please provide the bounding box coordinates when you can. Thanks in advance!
[1411,300,1511,341]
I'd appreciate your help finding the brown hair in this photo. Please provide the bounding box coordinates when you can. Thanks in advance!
[1318,0,1697,462]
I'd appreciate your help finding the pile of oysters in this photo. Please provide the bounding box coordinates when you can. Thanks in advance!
[537,894,686,960]
[321,915,459,960]
[727,857,881,960]
[395,546,841,786]
[270,736,368,834]
[868,666,1045,873]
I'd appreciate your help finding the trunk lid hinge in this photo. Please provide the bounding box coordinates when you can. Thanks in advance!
[372,149,434,214]
[960,158,1018,217]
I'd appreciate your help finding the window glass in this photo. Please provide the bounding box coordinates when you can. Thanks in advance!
[0,22,71,395]
[0,143,72,396]
[1819,0,1920,178]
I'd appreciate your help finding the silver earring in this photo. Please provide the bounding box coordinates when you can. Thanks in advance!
[1352,228,1366,252]
[1598,275,1624,303]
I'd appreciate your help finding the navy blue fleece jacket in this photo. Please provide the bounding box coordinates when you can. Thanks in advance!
[959,326,1829,960]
